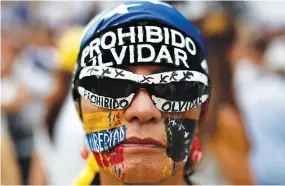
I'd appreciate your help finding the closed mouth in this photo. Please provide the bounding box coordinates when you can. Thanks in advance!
[123,137,166,148]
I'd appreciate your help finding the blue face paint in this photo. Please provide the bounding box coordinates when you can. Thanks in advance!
[164,118,198,162]
[173,162,177,173]
[86,125,127,153]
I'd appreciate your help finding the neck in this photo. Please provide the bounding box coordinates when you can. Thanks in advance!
[100,164,188,185]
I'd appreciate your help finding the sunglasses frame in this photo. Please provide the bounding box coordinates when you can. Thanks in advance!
[77,66,211,112]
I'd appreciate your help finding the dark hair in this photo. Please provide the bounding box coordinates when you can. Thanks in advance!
[199,12,237,139]
[184,13,238,179]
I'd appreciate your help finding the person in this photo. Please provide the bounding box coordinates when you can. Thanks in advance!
[71,1,211,184]
[233,34,285,184]
[8,23,58,185]
[1,36,23,185]
[40,27,86,184]
[186,11,253,185]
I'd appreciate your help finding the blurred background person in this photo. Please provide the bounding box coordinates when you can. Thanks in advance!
[7,22,59,185]
[36,7,103,184]
[1,1,96,184]
[176,1,285,184]
[39,26,86,185]
[230,2,285,184]
[188,10,252,185]
[1,7,34,184]
[1,36,24,186]
[232,26,285,185]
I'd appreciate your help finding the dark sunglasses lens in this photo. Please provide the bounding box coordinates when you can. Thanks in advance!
[153,82,209,101]
[79,77,136,99]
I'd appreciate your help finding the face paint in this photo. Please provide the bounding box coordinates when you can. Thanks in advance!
[164,118,198,162]
[93,145,124,168]
[83,111,125,132]
[83,111,126,168]
[172,162,178,175]
[87,126,126,152]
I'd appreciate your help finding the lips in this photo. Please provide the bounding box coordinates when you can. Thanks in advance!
[123,137,166,148]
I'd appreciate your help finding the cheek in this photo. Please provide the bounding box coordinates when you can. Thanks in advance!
[162,106,202,120]
[164,117,198,162]
[81,96,111,113]
[81,97,98,113]
[81,104,128,170]
[183,106,202,119]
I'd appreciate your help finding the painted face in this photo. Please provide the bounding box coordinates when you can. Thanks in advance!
[80,66,204,184]
[75,19,210,184]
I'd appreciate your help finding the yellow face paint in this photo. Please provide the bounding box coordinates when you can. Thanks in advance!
[83,111,125,133]
[163,153,167,177]
[83,110,126,169]
[168,157,172,175]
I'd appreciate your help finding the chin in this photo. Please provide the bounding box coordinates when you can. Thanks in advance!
[110,151,175,184]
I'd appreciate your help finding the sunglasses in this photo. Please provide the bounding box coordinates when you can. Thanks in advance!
[77,66,210,113]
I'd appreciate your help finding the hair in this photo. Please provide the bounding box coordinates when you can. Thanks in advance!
[198,12,237,140]
[183,12,237,179]
[182,13,239,183]
[183,13,239,179]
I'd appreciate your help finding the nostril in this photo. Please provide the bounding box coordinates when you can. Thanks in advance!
[149,118,157,123]
[130,116,157,124]
[131,116,139,122]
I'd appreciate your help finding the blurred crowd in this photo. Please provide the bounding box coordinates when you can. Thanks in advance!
[1,1,285,185]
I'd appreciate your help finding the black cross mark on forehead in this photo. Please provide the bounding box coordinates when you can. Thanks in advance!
[180,71,194,81]
[102,68,111,76]
[159,74,169,83]
[115,69,125,78]
[140,76,154,83]
[170,71,178,81]
[87,67,99,75]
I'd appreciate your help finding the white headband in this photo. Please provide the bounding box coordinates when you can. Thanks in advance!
[79,66,209,86]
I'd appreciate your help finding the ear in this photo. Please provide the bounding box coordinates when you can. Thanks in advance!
[211,104,253,184]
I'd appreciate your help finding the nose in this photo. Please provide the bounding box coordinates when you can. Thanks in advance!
[124,89,162,123]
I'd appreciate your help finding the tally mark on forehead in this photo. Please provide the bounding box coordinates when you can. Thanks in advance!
[79,66,209,86]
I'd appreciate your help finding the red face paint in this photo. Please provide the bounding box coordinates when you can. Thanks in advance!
[109,145,124,165]
[93,145,124,168]
[121,157,126,182]
[93,152,104,168]
[116,112,121,125]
